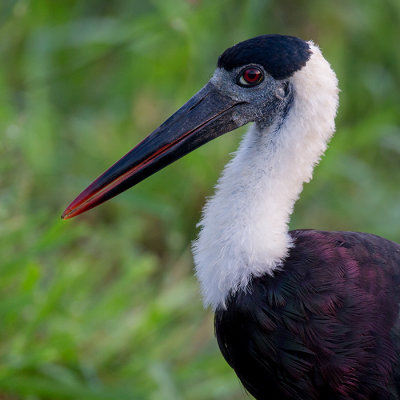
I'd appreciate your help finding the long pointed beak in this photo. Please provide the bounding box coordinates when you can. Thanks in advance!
[62,83,247,219]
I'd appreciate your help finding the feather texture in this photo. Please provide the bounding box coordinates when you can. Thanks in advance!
[215,230,400,400]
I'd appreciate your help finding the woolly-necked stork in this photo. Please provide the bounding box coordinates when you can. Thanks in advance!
[62,35,400,399]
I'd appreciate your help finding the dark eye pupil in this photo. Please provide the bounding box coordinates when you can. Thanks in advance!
[244,68,261,83]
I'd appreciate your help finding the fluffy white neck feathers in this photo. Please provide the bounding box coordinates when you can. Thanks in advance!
[193,43,339,310]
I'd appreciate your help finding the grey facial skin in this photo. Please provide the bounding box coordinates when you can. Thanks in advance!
[210,65,293,130]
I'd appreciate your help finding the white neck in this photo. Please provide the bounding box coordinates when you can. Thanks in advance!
[192,43,339,311]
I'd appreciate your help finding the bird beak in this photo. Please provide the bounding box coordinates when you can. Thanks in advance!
[62,83,247,219]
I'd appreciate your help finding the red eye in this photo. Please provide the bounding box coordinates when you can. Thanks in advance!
[238,67,263,87]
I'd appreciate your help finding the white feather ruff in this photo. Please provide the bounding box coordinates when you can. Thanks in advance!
[193,43,339,310]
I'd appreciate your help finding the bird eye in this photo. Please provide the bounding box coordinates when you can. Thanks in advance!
[238,67,263,87]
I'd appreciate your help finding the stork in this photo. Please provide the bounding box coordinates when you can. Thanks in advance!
[62,35,400,399]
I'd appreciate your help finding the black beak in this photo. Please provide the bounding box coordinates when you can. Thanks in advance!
[62,83,247,219]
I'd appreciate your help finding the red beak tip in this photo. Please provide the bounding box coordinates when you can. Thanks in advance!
[61,208,73,220]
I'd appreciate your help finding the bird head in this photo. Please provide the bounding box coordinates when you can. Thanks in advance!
[62,35,329,219]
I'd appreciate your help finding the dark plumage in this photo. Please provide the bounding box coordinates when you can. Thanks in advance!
[218,34,311,79]
[216,230,400,400]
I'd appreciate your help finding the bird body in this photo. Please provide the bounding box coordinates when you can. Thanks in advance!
[216,230,400,400]
[63,35,400,399]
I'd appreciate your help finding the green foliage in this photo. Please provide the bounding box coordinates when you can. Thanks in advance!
[1,0,399,398]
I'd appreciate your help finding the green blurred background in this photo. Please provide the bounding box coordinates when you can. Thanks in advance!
[1,0,400,398]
